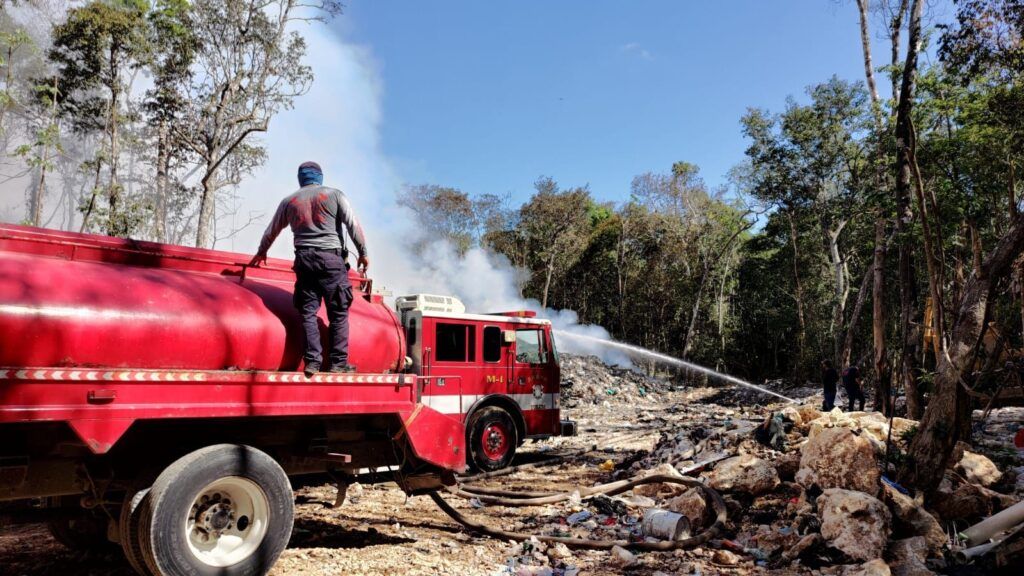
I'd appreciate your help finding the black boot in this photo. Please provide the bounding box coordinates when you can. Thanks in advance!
[303,363,321,378]
[329,364,357,373]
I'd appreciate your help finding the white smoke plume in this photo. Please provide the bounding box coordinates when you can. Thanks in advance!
[231,24,630,365]
[0,17,630,366]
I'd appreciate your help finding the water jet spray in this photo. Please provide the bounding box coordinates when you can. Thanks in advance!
[554,330,798,404]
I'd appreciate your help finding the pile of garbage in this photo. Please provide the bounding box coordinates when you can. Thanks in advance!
[615,401,1024,573]
[473,355,1024,575]
[558,354,674,407]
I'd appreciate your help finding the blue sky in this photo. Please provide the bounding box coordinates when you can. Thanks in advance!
[328,0,952,205]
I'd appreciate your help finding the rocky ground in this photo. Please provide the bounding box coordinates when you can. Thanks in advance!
[1,355,1022,575]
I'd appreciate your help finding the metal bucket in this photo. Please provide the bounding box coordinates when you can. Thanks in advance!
[641,508,691,541]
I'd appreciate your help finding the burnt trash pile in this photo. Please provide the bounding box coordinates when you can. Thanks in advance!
[614,399,1024,574]
[559,354,675,407]
[479,354,1024,575]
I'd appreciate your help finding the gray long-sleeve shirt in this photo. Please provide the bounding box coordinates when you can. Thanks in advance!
[257,185,368,258]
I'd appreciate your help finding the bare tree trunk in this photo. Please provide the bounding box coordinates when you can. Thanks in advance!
[842,262,874,368]
[873,221,892,413]
[683,265,711,359]
[31,163,47,226]
[29,78,60,227]
[617,216,628,335]
[154,119,170,243]
[718,259,731,355]
[106,47,122,236]
[787,210,808,374]
[895,0,924,419]
[196,170,217,248]
[900,215,1024,493]
[826,221,850,362]
[0,44,13,157]
[909,120,945,360]
[541,257,554,310]
[857,0,882,118]
[79,159,104,233]
[890,0,910,104]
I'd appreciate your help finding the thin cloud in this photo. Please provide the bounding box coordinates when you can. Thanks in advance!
[620,42,654,61]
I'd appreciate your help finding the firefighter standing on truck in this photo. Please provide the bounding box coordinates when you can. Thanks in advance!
[250,161,369,376]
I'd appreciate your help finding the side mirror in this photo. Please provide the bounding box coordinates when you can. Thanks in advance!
[502,330,516,345]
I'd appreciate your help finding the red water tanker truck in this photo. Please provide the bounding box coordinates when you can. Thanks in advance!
[0,223,574,575]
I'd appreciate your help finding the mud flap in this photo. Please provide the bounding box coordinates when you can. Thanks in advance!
[394,404,467,474]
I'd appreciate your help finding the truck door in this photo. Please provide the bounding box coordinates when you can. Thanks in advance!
[512,327,555,415]
[479,325,512,406]
[421,319,476,417]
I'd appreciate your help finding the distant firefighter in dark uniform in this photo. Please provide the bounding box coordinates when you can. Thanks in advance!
[250,161,369,376]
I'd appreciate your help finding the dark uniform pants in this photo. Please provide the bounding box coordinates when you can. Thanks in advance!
[823,385,836,411]
[846,385,865,412]
[293,248,353,369]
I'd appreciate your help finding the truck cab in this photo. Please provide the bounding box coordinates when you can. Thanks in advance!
[396,294,576,470]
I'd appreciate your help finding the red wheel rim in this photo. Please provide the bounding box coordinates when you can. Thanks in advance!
[481,422,510,461]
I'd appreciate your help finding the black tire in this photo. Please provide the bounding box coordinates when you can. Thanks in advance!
[467,406,518,472]
[47,509,114,552]
[119,487,153,575]
[139,444,294,576]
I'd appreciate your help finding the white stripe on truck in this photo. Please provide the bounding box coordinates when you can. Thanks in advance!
[421,393,560,415]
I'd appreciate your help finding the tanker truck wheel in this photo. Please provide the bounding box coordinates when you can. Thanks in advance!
[467,406,518,472]
[138,445,294,576]
[46,497,116,553]
[119,487,153,575]
[47,512,112,552]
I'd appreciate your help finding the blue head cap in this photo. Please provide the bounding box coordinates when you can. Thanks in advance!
[298,161,323,186]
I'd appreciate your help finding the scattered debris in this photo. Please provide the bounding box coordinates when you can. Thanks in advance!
[609,544,636,567]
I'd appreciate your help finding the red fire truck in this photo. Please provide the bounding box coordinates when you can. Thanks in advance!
[0,223,572,575]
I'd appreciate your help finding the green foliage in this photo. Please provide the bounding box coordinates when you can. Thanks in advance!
[49,0,151,134]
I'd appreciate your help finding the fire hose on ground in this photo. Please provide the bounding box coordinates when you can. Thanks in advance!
[429,471,728,551]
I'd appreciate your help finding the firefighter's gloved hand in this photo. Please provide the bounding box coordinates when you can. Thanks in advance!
[249,254,267,268]
[357,256,370,273]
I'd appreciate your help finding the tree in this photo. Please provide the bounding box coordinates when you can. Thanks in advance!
[14,78,60,226]
[0,22,31,155]
[144,0,195,242]
[892,0,926,418]
[179,0,340,248]
[49,0,151,236]
[399,184,479,255]
[742,78,874,373]
[519,177,592,310]
[900,0,1024,493]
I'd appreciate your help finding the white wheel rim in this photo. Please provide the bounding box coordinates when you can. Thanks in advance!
[185,477,270,568]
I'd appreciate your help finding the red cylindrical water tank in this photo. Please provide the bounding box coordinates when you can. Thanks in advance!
[0,224,405,373]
